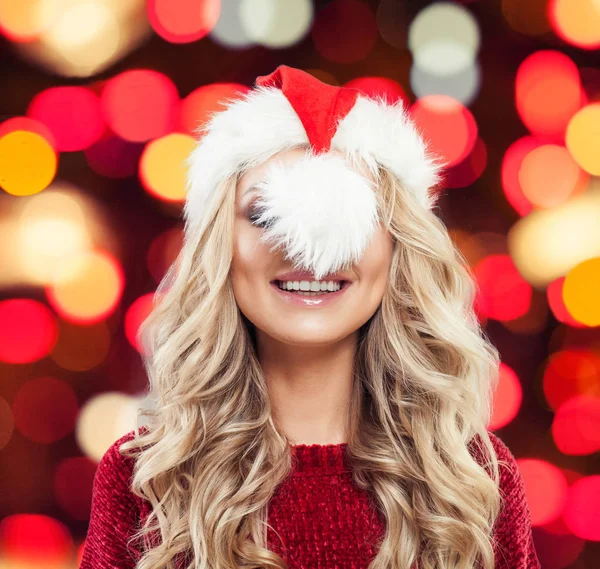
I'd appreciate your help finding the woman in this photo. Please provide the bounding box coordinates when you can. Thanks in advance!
[80,65,541,569]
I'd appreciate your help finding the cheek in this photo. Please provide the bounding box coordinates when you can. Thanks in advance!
[231,221,273,298]
[358,228,394,292]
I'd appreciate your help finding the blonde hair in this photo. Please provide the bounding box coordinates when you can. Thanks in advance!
[119,156,504,569]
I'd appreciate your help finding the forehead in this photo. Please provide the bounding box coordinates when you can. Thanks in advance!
[236,147,374,198]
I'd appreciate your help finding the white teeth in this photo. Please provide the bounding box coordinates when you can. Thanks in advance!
[276,280,342,293]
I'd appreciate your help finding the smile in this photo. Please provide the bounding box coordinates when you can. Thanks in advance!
[269,280,352,307]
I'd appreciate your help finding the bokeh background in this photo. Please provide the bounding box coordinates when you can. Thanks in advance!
[1,0,599,567]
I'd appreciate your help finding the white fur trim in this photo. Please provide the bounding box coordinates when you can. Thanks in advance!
[251,152,380,280]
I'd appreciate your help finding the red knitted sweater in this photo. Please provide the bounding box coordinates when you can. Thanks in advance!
[79,429,541,569]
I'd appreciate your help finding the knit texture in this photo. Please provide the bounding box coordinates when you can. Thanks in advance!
[79,430,541,569]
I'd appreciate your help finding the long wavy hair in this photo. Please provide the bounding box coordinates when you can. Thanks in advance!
[119,148,505,569]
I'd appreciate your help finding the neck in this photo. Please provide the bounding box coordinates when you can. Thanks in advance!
[256,329,358,445]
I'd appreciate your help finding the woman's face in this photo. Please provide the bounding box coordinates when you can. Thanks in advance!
[231,147,394,346]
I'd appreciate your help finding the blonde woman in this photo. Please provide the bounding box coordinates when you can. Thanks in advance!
[79,65,541,569]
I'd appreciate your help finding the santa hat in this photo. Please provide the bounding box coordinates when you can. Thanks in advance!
[184,65,445,281]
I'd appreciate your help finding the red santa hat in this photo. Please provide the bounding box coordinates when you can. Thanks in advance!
[184,65,445,280]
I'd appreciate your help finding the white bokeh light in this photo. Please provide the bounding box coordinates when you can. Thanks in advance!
[408,1,480,77]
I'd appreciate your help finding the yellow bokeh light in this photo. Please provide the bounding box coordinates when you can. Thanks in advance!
[566,103,600,176]
[0,0,58,41]
[550,0,600,49]
[0,130,57,196]
[139,132,196,202]
[563,257,600,326]
[48,249,124,323]
[75,392,142,462]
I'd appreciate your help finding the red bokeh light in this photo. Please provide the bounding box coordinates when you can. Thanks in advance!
[0,116,57,149]
[147,0,220,44]
[12,377,79,444]
[312,0,378,64]
[473,254,533,322]
[518,458,569,526]
[343,76,409,106]
[0,299,58,364]
[410,94,478,168]
[489,362,523,430]
[85,132,145,178]
[101,69,180,142]
[515,50,585,140]
[0,514,73,563]
[543,349,600,411]
[124,293,156,356]
[27,87,106,152]
[442,136,488,189]
[552,395,600,455]
[563,475,600,540]
[54,457,97,520]
[179,83,250,135]
[501,136,540,216]
[147,227,184,283]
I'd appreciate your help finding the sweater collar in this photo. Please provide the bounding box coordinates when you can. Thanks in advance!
[289,442,351,475]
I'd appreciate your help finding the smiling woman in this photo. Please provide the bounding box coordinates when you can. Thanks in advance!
[79,65,541,569]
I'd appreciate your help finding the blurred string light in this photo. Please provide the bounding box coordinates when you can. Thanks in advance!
[488,362,523,430]
[12,376,79,444]
[515,51,586,142]
[27,86,106,151]
[408,2,481,105]
[240,0,313,49]
[139,133,197,202]
[0,130,57,196]
[0,0,151,78]
[562,257,600,327]
[0,299,58,364]
[101,69,179,142]
[75,391,147,462]
[46,249,125,324]
[0,116,57,149]
[0,514,73,565]
[147,0,220,43]
[549,0,600,50]
[507,182,600,289]
[312,0,378,63]
[85,132,145,178]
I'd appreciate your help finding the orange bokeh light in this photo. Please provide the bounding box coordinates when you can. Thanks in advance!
[179,83,250,135]
[46,249,125,325]
[549,0,600,50]
[518,144,589,208]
